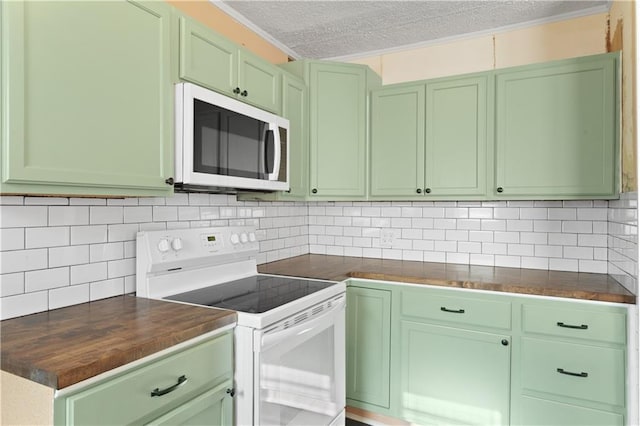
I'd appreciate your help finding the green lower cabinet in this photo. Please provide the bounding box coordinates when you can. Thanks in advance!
[54,332,233,425]
[1,0,174,196]
[345,280,628,426]
[346,286,392,410]
[518,396,623,426]
[398,321,511,425]
[147,380,234,426]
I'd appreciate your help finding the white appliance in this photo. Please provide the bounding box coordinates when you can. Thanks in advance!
[175,82,290,192]
[136,226,346,426]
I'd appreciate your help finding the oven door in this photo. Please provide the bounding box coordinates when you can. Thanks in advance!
[255,295,346,426]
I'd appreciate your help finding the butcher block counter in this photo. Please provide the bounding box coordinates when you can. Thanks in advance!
[0,295,236,390]
[258,254,636,304]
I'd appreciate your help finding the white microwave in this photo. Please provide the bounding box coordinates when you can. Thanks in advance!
[175,82,289,192]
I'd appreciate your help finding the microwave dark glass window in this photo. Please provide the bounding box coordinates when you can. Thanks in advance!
[193,99,271,179]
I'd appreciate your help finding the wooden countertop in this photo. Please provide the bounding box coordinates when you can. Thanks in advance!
[0,296,236,389]
[258,254,636,304]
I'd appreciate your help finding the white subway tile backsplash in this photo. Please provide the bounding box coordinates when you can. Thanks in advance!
[71,262,108,285]
[1,194,636,319]
[470,254,494,266]
[549,258,579,272]
[90,242,124,262]
[25,227,69,248]
[1,273,25,297]
[49,284,90,310]
[25,267,69,292]
[107,258,135,279]
[1,206,48,228]
[495,255,521,268]
[90,207,123,225]
[520,208,547,220]
[562,221,593,234]
[50,206,90,226]
[49,245,89,267]
[25,197,68,205]
[564,246,594,260]
[579,259,607,273]
[1,291,48,320]
[71,225,108,245]
[1,228,24,251]
[0,196,24,205]
[0,249,48,274]
[90,277,124,301]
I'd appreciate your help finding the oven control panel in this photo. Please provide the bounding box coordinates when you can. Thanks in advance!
[137,226,259,268]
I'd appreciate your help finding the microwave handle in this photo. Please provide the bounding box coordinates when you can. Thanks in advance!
[265,128,281,181]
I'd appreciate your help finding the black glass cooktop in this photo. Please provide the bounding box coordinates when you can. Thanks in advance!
[165,275,338,314]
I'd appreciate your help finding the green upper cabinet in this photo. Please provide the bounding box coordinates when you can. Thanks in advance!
[370,84,426,198]
[495,53,618,199]
[280,72,308,199]
[179,16,281,114]
[370,74,489,200]
[1,0,174,197]
[425,74,489,197]
[281,60,381,199]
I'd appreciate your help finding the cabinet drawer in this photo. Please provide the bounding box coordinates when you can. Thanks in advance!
[522,304,626,344]
[63,333,232,425]
[521,337,625,406]
[520,395,623,426]
[401,290,511,330]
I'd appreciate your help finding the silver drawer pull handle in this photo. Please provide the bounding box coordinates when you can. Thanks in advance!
[441,307,465,314]
[150,375,188,397]
[557,368,588,378]
[557,322,588,330]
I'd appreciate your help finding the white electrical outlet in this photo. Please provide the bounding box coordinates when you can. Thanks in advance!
[380,229,395,248]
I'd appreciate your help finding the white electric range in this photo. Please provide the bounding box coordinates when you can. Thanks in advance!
[136,226,346,426]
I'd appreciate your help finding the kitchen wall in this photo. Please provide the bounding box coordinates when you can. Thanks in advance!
[0,194,308,320]
[1,193,637,320]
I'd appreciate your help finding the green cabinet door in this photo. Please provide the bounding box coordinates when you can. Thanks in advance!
[147,380,233,426]
[237,50,282,113]
[309,63,367,198]
[179,16,281,113]
[399,321,511,425]
[370,85,425,198]
[495,53,618,199]
[280,73,308,199]
[346,286,392,409]
[425,74,489,197]
[179,16,237,98]
[2,0,173,196]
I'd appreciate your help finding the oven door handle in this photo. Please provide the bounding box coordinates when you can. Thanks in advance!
[259,296,345,352]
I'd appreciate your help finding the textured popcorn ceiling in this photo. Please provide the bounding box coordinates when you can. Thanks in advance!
[218,0,609,59]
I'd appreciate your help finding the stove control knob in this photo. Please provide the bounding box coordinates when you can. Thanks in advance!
[248,232,257,242]
[230,233,240,245]
[240,233,249,244]
[171,238,183,251]
[157,238,170,253]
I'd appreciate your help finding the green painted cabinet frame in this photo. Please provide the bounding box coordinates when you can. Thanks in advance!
[179,16,282,114]
[54,332,234,425]
[1,0,174,197]
[345,279,628,426]
[280,60,382,200]
[370,73,490,200]
[346,285,392,409]
[494,53,618,199]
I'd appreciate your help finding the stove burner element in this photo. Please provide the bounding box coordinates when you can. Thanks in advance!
[165,275,337,313]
